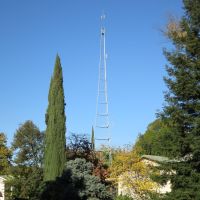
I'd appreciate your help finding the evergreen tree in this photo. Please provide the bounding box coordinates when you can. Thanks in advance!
[12,120,44,167]
[44,55,66,181]
[91,126,95,151]
[9,121,44,200]
[0,132,11,175]
[41,158,113,200]
[134,119,176,157]
[160,0,200,199]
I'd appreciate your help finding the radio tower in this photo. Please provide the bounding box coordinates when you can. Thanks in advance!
[95,14,112,164]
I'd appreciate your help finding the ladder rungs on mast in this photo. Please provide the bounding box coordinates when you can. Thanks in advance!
[97,113,108,116]
[99,102,107,104]
[96,138,110,141]
[96,125,109,128]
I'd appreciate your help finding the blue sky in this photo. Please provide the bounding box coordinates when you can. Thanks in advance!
[0,0,184,147]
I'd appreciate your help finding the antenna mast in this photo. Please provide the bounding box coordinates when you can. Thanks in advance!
[95,13,112,164]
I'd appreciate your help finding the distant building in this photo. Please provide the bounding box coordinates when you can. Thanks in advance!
[118,155,175,198]
[141,155,174,194]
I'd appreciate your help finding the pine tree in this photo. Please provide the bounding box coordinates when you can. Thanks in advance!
[44,55,66,181]
[91,126,95,151]
[160,0,200,199]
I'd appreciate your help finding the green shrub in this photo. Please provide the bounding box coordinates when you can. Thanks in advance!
[115,195,133,200]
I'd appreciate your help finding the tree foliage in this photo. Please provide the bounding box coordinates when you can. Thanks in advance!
[67,133,95,162]
[134,119,176,157]
[110,148,158,199]
[12,120,44,166]
[159,0,200,199]
[0,132,11,175]
[115,195,133,200]
[67,133,109,182]
[7,166,43,200]
[66,158,113,200]
[44,55,66,181]
[8,120,44,200]
[41,158,113,200]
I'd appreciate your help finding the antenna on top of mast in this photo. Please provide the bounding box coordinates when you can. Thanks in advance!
[101,11,106,20]
[100,12,106,36]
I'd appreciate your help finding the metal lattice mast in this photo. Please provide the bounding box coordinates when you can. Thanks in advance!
[95,14,112,164]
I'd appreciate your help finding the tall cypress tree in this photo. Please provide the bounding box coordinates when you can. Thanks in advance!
[44,55,66,181]
[91,126,95,151]
[160,0,200,199]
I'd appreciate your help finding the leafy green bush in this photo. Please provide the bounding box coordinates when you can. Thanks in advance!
[41,158,113,200]
[115,195,133,200]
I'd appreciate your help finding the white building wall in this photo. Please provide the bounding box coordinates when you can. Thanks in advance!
[0,177,5,200]
[117,158,172,198]
[157,180,172,194]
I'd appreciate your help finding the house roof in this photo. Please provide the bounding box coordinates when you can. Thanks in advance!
[141,155,177,163]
